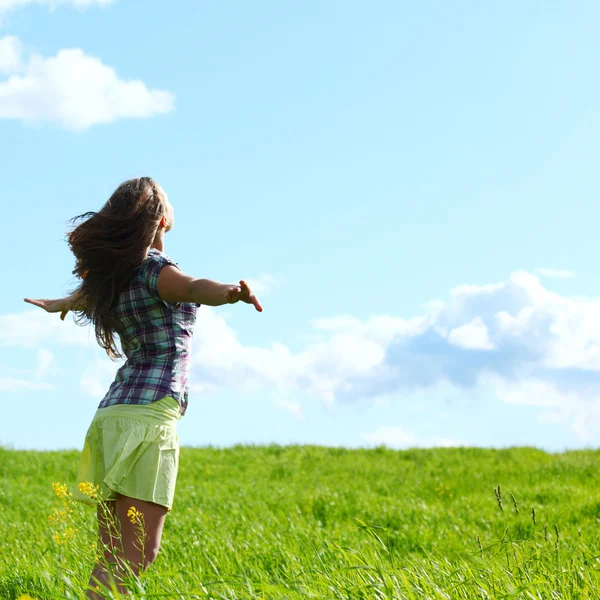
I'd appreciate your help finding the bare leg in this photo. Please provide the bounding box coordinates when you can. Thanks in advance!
[86,500,123,599]
[86,495,169,597]
[115,493,169,574]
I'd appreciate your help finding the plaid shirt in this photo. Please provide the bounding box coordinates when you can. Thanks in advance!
[98,248,198,415]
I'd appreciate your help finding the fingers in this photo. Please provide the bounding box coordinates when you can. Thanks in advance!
[24,298,45,309]
[225,286,242,303]
[225,281,263,311]
[239,281,263,312]
[24,297,68,319]
[224,287,242,305]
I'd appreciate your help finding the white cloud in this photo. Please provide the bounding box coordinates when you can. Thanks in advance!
[362,426,464,449]
[274,397,304,421]
[0,0,113,18]
[479,373,581,409]
[313,315,362,331]
[187,270,600,440]
[0,377,55,391]
[535,268,575,279]
[80,358,120,398]
[0,310,95,348]
[482,373,600,443]
[0,347,55,392]
[0,39,174,130]
[245,274,277,296]
[448,317,494,350]
[36,348,54,378]
[9,268,600,441]
[190,308,399,406]
[0,35,21,72]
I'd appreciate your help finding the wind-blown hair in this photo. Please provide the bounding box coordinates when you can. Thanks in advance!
[67,177,167,359]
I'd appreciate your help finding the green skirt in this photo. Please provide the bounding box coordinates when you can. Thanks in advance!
[73,396,182,511]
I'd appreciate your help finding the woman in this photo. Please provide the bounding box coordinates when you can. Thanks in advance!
[25,177,262,597]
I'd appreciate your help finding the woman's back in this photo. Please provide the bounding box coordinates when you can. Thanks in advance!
[99,248,198,414]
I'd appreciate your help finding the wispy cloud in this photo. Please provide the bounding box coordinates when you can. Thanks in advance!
[0,0,114,19]
[274,397,304,420]
[0,347,55,391]
[0,310,95,348]
[0,35,21,72]
[0,37,174,130]
[534,268,575,279]
[36,348,54,378]
[79,358,119,398]
[362,426,464,449]
[0,377,55,392]
[245,274,277,296]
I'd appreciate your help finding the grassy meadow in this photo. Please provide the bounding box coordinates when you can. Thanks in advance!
[1,444,600,599]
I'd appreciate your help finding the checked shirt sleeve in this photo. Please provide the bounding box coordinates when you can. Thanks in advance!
[142,251,180,302]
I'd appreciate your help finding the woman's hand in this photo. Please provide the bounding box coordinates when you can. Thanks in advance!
[224,280,263,312]
[23,297,70,320]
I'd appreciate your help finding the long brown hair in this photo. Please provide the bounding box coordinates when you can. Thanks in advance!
[68,177,167,359]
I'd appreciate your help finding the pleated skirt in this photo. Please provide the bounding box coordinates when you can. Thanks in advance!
[73,396,182,511]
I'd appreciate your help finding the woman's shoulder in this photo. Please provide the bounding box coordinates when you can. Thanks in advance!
[144,248,179,270]
[138,248,181,298]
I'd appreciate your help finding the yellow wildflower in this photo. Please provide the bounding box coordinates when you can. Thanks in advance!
[78,481,99,498]
[17,595,40,600]
[52,482,68,498]
[127,506,143,523]
[53,527,75,545]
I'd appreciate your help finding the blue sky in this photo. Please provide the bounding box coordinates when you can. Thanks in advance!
[2,0,600,451]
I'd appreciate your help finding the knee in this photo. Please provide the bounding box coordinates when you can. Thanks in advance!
[122,543,159,574]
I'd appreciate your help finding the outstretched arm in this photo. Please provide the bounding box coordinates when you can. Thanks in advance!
[24,290,87,320]
[157,266,263,312]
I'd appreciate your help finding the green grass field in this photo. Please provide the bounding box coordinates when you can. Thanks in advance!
[1,445,600,599]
